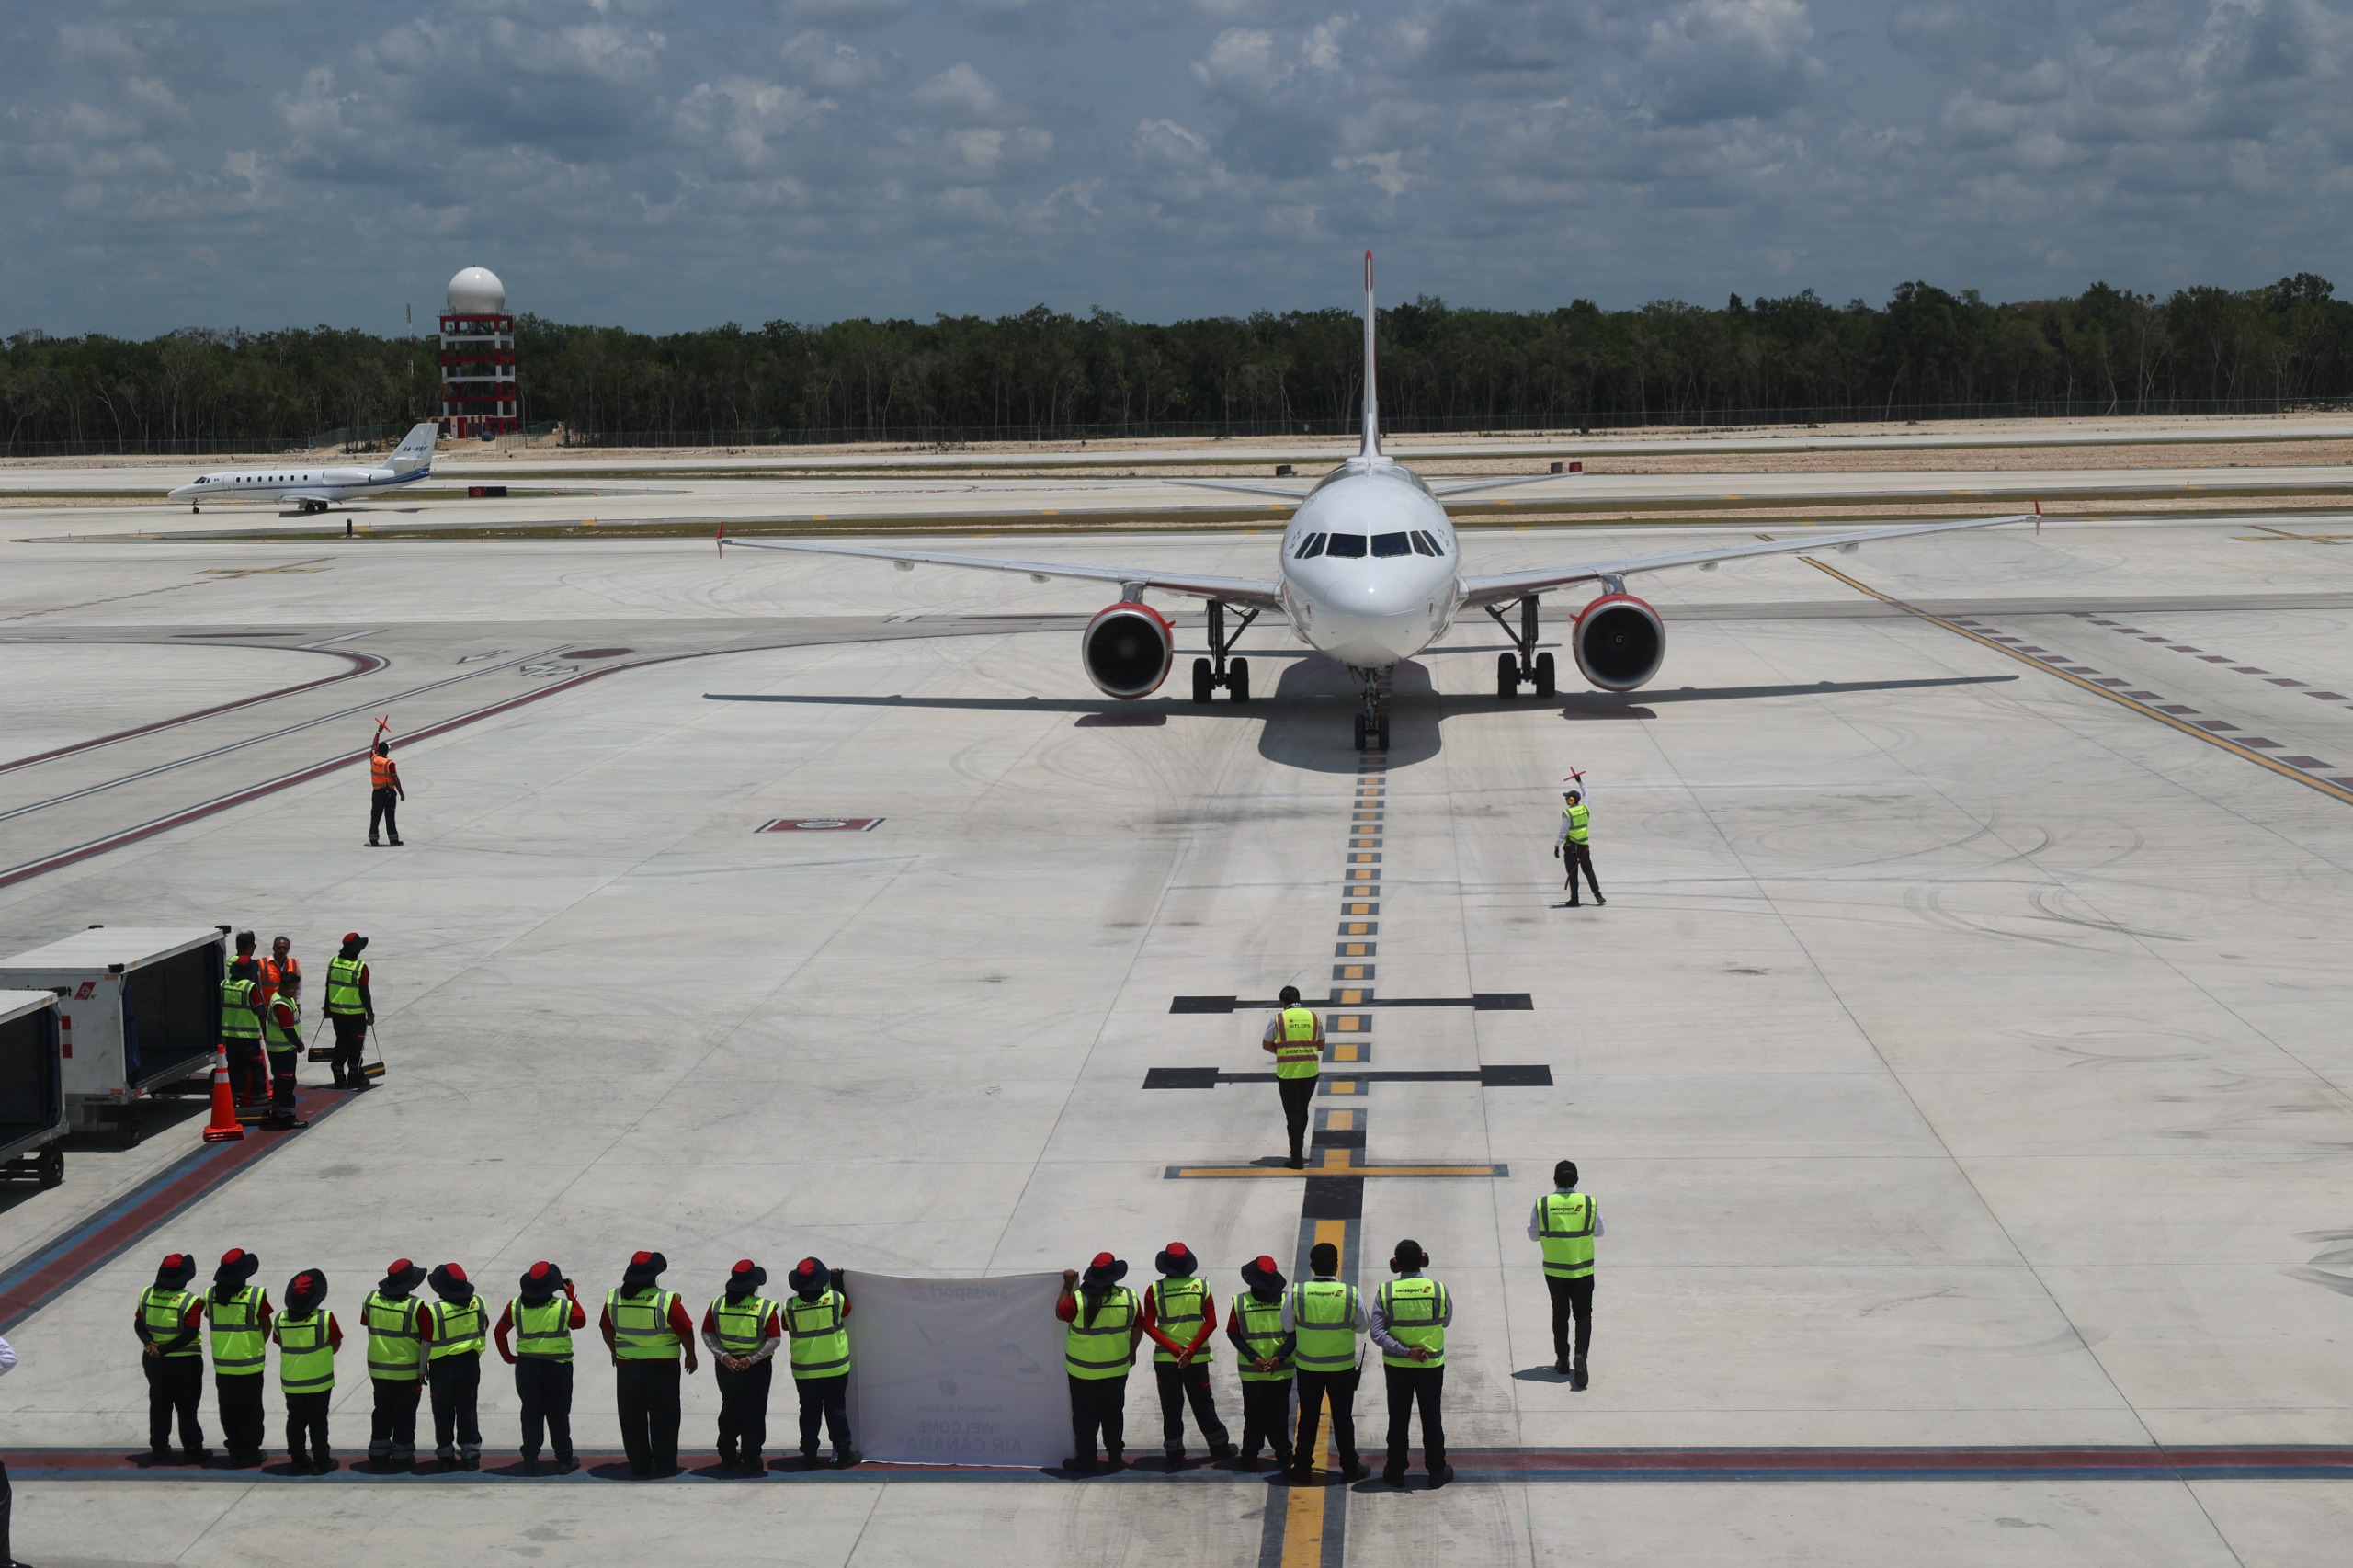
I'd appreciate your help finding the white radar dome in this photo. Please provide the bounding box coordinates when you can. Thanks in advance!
[446,267,506,313]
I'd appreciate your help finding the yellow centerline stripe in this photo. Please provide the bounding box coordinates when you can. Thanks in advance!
[1801,558,2353,807]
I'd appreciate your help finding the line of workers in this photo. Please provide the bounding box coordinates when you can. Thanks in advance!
[215,930,381,1131]
[131,1162,1600,1485]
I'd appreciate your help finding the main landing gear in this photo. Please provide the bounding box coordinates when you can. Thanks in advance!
[1484,596,1555,698]
[1353,669,1391,752]
[1190,600,1257,704]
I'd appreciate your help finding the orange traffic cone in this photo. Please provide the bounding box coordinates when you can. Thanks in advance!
[201,1046,244,1143]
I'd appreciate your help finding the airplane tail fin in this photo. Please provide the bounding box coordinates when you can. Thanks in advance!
[1360,250,1380,460]
[389,422,439,472]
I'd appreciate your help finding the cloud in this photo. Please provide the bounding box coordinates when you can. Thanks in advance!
[3,0,2353,336]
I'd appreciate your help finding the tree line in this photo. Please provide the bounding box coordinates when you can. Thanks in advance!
[5,276,2350,453]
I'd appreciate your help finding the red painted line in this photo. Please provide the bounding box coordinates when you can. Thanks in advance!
[0,645,384,775]
[0,1086,352,1333]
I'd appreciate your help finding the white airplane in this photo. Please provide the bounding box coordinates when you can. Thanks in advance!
[722,256,2027,749]
[171,422,439,514]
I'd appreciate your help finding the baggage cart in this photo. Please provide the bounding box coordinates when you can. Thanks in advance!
[0,991,64,1187]
[0,926,228,1148]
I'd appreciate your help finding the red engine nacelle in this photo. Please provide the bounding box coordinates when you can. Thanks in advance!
[1572,592,1665,692]
[1081,601,1174,699]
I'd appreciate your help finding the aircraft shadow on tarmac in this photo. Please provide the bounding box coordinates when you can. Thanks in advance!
[705,664,2016,775]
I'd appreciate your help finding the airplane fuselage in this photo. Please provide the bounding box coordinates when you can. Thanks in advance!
[168,464,431,507]
[1278,457,1461,670]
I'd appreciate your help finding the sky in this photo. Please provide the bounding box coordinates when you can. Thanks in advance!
[1,0,2347,336]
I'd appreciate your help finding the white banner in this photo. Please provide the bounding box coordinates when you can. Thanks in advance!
[843,1271,1072,1467]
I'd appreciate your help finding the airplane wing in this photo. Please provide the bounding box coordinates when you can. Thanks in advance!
[1169,478,1312,502]
[1427,472,1580,500]
[1458,514,2031,607]
[721,536,1286,610]
[284,491,338,506]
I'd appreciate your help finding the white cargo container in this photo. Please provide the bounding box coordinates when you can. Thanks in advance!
[0,990,64,1187]
[0,926,227,1147]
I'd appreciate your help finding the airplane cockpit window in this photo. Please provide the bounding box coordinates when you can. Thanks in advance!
[1293,533,1326,559]
[1324,533,1367,558]
[1410,531,1438,556]
[1370,532,1412,558]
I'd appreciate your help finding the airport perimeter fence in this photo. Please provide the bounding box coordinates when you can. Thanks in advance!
[8,398,2351,458]
[549,394,2353,449]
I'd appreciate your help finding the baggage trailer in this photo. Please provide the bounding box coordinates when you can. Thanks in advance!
[0,926,228,1149]
[0,991,64,1188]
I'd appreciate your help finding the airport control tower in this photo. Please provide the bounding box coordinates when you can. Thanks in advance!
[438,267,517,438]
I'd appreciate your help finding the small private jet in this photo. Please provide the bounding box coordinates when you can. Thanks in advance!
[723,257,2029,748]
[171,422,439,514]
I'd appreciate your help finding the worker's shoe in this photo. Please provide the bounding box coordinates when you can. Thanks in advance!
[313,1452,337,1475]
[1553,1354,1570,1376]
[1342,1461,1371,1482]
[1571,1358,1589,1391]
[144,1447,172,1468]
[460,1446,481,1471]
[1061,1455,1097,1475]
[367,1440,391,1467]
[366,838,381,847]
[1103,1450,1126,1473]
[742,1451,767,1476]
[265,1115,309,1131]
[1382,1467,1407,1488]
[1428,1463,1455,1489]
[833,1449,860,1470]
[554,1454,580,1475]
[392,1444,417,1471]
[800,1449,822,1471]
[1164,1447,1186,1471]
[388,837,404,846]
[181,1446,212,1466]
[436,1444,458,1471]
[286,1448,310,1472]
[1208,1440,1236,1465]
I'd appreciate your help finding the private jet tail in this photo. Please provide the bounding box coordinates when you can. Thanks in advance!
[1360,250,1380,460]
[389,422,440,472]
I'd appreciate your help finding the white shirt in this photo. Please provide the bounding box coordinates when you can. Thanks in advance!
[1528,1189,1607,1242]
[0,1335,17,1375]
[1367,1272,1452,1359]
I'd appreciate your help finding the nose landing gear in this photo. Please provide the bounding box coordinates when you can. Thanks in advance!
[1189,600,1257,705]
[1352,668,1392,751]
[1485,596,1555,698]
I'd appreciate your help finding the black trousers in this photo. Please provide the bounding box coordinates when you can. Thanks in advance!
[145,1355,204,1455]
[1547,1273,1595,1361]
[717,1358,774,1462]
[1236,1377,1294,1465]
[369,788,401,841]
[369,1376,423,1452]
[1279,1075,1317,1158]
[227,1039,266,1105]
[265,1045,299,1116]
[428,1352,483,1452]
[1564,842,1602,902]
[1153,1359,1230,1451]
[515,1358,574,1460]
[216,1371,267,1458]
[795,1371,850,1456]
[1382,1364,1445,1478]
[329,1014,368,1085]
[1066,1373,1126,1463]
[615,1360,682,1476]
[0,1455,11,1567]
[285,1390,330,1462]
[1292,1367,1359,1472]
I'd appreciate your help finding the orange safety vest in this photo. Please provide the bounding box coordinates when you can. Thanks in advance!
[370,754,396,790]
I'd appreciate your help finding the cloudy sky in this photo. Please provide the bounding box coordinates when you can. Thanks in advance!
[2,0,2347,335]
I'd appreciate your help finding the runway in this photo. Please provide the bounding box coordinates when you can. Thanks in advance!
[3,444,2352,1564]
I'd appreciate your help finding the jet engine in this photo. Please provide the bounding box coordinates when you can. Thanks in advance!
[1082,600,1175,698]
[1572,592,1665,691]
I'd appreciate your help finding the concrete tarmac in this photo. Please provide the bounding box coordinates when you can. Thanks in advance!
[2,492,2352,1564]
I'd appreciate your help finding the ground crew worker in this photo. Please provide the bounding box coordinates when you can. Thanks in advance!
[602,1250,698,1478]
[1554,787,1604,906]
[0,1334,17,1565]
[422,1264,485,1471]
[362,1258,429,1470]
[260,935,299,1006]
[1142,1243,1232,1469]
[208,1248,271,1467]
[703,1259,781,1476]
[1372,1238,1452,1489]
[368,738,405,846]
[1530,1159,1602,1385]
[1262,984,1324,1168]
[323,934,374,1091]
[1225,1256,1293,1473]
[135,1252,207,1466]
[1058,1253,1142,1474]
[258,971,308,1131]
[1283,1241,1368,1483]
[221,950,267,1110]
[783,1257,859,1469]
[272,1268,340,1474]
[494,1262,585,1474]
